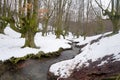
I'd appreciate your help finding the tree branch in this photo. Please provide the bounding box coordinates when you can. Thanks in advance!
[95,0,105,11]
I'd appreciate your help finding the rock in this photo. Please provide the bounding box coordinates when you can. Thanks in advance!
[47,72,59,80]
[63,56,120,80]
[48,54,120,80]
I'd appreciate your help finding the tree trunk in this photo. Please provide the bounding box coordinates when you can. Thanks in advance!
[22,0,39,48]
[42,19,49,36]
[0,28,5,34]
[112,19,119,34]
[22,29,38,48]
[0,22,7,34]
[95,0,120,34]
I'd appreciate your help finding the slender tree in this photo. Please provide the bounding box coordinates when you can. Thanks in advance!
[53,0,69,38]
[41,0,56,36]
[63,0,72,38]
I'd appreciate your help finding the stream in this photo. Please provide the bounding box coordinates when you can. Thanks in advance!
[0,42,80,80]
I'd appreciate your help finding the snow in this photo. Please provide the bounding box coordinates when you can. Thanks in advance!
[49,31,120,78]
[92,0,111,9]
[0,26,72,61]
[97,60,108,67]
[1,24,120,79]
[35,33,71,53]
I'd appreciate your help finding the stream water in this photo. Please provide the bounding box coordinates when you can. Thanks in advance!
[0,42,80,80]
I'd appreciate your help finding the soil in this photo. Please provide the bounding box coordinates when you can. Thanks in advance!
[58,54,120,80]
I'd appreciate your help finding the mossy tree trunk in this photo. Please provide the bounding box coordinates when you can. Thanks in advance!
[105,11,120,34]
[111,17,119,34]
[0,0,39,48]
[0,21,8,34]
[22,0,39,48]
[23,28,37,48]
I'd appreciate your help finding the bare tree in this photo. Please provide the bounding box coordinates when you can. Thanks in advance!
[40,0,56,36]
[63,0,72,37]
[53,0,72,38]
[95,0,120,34]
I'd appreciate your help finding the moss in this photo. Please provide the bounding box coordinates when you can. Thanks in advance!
[102,78,116,80]
[41,53,52,58]
[116,74,120,80]
[102,74,120,80]
[36,48,63,58]
[3,47,65,64]
[36,51,45,58]
[58,47,64,52]
[9,57,23,64]
[9,53,36,64]
[25,53,37,59]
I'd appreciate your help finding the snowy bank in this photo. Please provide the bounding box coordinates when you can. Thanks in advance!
[0,27,72,61]
[49,31,120,78]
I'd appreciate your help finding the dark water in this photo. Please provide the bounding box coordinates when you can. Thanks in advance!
[0,42,80,80]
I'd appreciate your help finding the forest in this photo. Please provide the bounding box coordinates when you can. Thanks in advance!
[0,0,119,48]
[0,0,120,80]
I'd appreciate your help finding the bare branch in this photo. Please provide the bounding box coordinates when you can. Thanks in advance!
[106,0,111,9]
[95,0,105,11]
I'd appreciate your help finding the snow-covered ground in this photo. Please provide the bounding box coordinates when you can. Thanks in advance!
[0,26,72,61]
[49,31,120,78]
[1,25,120,79]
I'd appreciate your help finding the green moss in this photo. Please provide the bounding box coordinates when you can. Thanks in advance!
[9,57,25,64]
[116,74,120,80]
[102,78,116,80]
[102,74,120,80]
[36,51,45,58]
[4,47,65,64]
[25,54,37,59]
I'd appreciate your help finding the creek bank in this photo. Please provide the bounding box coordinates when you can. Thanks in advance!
[1,47,72,64]
[48,53,120,80]
[47,35,120,80]
[58,54,120,80]
[0,41,80,80]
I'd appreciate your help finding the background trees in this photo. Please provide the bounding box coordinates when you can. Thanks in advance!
[52,0,72,38]
[0,0,39,48]
[0,0,118,48]
[0,0,9,34]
